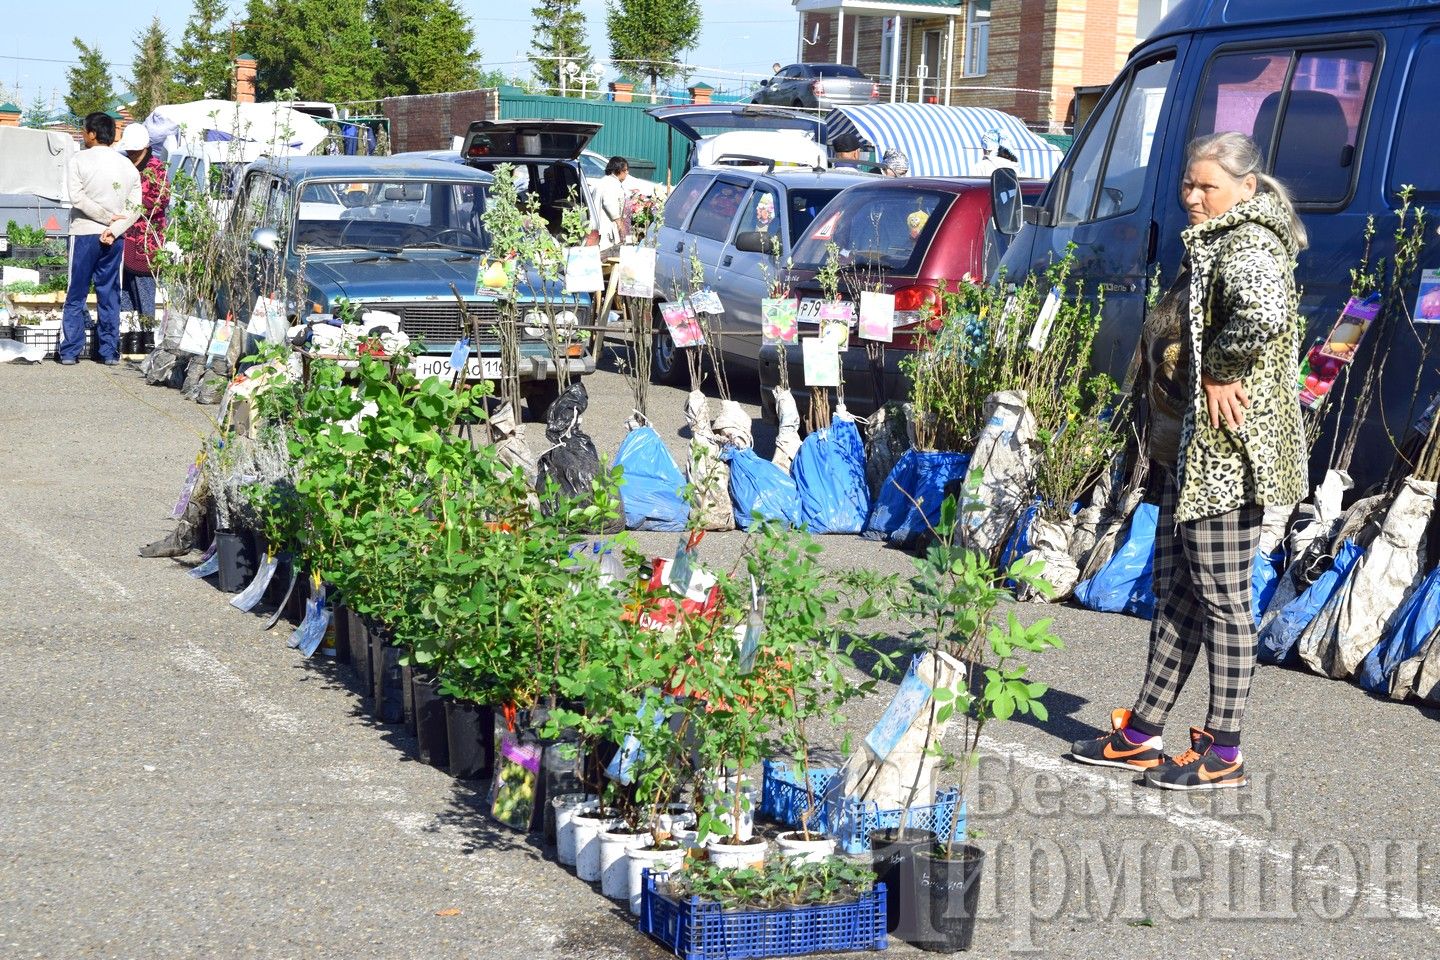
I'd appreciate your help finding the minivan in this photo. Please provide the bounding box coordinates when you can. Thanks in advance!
[993,0,1440,491]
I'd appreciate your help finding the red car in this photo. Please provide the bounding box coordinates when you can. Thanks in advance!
[758,176,1044,420]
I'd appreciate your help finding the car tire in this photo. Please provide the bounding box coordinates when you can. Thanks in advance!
[650,304,687,387]
[523,379,561,422]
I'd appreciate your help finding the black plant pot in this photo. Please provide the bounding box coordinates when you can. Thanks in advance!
[916,845,987,953]
[215,528,257,593]
[330,601,351,665]
[348,611,372,698]
[369,624,405,724]
[873,829,942,948]
[120,330,139,354]
[138,329,156,352]
[400,664,417,734]
[444,698,494,781]
[411,671,450,769]
[87,328,103,362]
[284,567,310,624]
[264,554,293,609]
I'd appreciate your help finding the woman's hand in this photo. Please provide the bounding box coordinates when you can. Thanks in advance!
[1202,373,1250,429]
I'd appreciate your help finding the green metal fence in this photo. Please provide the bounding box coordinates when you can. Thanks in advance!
[496,86,691,185]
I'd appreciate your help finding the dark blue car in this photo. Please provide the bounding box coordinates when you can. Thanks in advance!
[223,156,594,412]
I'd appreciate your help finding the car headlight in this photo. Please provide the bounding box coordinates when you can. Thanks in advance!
[522,309,548,338]
[523,306,589,339]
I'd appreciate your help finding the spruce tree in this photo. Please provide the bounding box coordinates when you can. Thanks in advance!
[242,0,379,102]
[530,0,593,96]
[131,17,175,120]
[173,0,232,100]
[65,38,114,118]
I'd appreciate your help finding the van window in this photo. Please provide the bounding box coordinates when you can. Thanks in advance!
[687,180,749,241]
[663,174,709,229]
[1390,35,1440,199]
[735,186,781,248]
[1192,45,1376,205]
[1060,54,1175,224]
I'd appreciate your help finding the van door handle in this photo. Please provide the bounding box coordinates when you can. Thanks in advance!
[1146,220,1158,263]
[674,241,683,253]
[722,255,733,267]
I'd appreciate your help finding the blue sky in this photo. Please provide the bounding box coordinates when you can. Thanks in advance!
[0,0,800,109]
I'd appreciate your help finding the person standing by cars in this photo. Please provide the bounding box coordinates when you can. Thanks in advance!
[881,148,909,177]
[595,156,629,253]
[61,112,141,365]
[1068,131,1307,790]
[116,122,169,326]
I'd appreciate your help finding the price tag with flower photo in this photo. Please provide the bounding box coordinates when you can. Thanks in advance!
[802,336,840,387]
[617,245,656,299]
[761,298,799,344]
[859,290,895,342]
[563,245,603,293]
[660,301,705,348]
[687,289,724,315]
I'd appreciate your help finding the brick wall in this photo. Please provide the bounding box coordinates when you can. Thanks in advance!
[381,89,499,153]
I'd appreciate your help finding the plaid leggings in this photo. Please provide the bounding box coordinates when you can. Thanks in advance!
[1130,467,1262,747]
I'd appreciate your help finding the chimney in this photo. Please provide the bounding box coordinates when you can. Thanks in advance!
[0,102,21,127]
[234,55,257,103]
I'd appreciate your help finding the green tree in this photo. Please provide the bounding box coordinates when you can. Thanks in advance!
[22,95,53,129]
[606,0,699,102]
[243,0,379,101]
[130,17,175,120]
[65,38,114,118]
[173,0,232,100]
[370,0,480,96]
[530,0,592,96]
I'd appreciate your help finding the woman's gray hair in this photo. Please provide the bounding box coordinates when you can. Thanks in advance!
[1185,131,1308,250]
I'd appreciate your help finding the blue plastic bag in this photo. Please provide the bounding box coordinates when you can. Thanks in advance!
[1251,548,1284,626]
[792,418,870,534]
[725,446,802,529]
[1074,502,1158,619]
[1357,567,1440,692]
[1257,540,1363,666]
[614,425,690,531]
[862,449,972,546]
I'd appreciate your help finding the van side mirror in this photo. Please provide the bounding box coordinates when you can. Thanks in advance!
[251,226,279,252]
[990,167,1022,237]
[734,230,777,255]
[760,78,771,87]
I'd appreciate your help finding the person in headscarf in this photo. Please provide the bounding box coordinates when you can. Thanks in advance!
[117,121,169,327]
[881,148,909,177]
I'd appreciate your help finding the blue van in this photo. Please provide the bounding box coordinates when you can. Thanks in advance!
[994,0,1440,489]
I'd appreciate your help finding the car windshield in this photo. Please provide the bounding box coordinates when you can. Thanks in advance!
[292,179,491,252]
[577,153,607,178]
[791,186,952,273]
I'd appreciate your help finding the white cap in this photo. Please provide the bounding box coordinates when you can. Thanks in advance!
[116,122,149,152]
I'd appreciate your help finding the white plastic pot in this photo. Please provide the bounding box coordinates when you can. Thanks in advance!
[776,830,836,864]
[707,775,759,842]
[657,802,696,836]
[627,843,687,915]
[572,810,620,881]
[554,794,598,867]
[599,828,652,900]
[706,837,769,871]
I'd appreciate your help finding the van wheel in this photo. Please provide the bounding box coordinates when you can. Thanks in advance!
[650,306,686,386]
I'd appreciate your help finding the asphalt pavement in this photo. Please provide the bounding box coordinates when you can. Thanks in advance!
[1,352,1436,960]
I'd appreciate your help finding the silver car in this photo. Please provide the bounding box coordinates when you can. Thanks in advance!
[751,63,879,111]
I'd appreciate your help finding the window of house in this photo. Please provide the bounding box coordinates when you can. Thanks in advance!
[964,0,991,77]
[880,17,898,76]
[1059,53,1176,224]
[1191,44,1376,206]
[1390,34,1440,199]
[1136,0,1179,40]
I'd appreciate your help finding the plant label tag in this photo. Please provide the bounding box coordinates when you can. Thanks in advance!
[996,295,1019,344]
[292,583,329,655]
[617,245,656,299]
[564,245,604,293]
[864,662,933,760]
[449,337,471,371]
[738,597,765,675]
[801,336,840,387]
[660,301,705,347]
[188,545,220,579]
[1416,268,1440,324]
[1027,287,1062,352]
[172,458,202,518]
[207,318,234,358]
[230,553,279,612]
[859,291,895,342]
[761,298,799,344]
[688,289,724,315]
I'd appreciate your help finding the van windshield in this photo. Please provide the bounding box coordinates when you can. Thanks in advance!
[791,186,952,273]
[293,179,490,252]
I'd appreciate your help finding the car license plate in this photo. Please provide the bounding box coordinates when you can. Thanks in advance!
[797,298,825,323]
[410,354,505,381]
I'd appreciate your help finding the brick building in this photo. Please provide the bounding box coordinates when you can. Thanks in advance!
[792,0,1164,130]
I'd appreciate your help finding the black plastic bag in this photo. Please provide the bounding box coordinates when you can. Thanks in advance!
[535,381,622,532]
[545,381,589,443]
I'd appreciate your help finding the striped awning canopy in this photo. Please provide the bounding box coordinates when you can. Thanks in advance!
[827,104,1063,180]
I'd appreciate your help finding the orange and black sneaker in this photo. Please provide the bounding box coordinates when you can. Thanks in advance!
[1144,728,1247,790]
[1067,708,1165,771]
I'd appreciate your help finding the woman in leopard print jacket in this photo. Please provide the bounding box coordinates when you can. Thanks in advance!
[1070,131,1307,791]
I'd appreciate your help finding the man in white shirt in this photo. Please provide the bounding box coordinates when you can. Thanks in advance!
[61,112,141,365]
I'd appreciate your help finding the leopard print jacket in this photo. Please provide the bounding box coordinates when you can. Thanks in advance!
[1174,192,1307,523]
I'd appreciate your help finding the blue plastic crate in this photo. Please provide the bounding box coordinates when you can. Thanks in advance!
[639,869,888,960]
[825,789,966,855]
[759,759,838,830]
